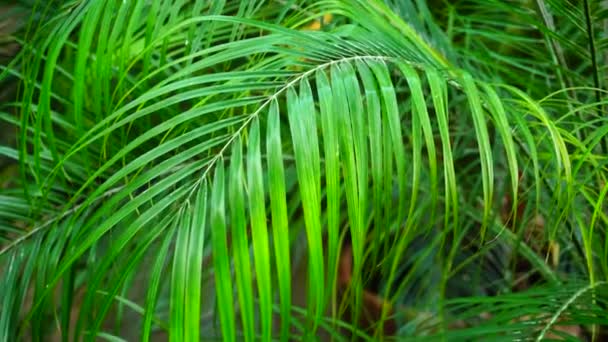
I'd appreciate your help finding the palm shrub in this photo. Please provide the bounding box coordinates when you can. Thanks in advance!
[1,0,607,340]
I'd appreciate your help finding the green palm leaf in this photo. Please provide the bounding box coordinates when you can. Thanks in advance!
[1,0,606,341]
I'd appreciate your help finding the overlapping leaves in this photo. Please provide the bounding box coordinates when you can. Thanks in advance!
[0,0,606,341]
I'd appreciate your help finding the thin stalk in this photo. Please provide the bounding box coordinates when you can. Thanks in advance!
[582,0,607,153]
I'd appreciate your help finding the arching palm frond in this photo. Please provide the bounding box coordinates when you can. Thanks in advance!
[0,0,606,341]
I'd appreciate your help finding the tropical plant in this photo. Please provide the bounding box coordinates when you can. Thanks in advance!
[1,0,607,340]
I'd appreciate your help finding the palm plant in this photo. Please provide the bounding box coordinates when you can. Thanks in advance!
[1,0,607,340]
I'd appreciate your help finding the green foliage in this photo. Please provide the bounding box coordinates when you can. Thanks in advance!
[0,0,607,340]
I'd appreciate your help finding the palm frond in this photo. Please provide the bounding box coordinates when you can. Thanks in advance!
[1,0,606,341]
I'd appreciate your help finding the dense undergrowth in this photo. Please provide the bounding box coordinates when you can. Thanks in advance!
[1,0,607,341]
